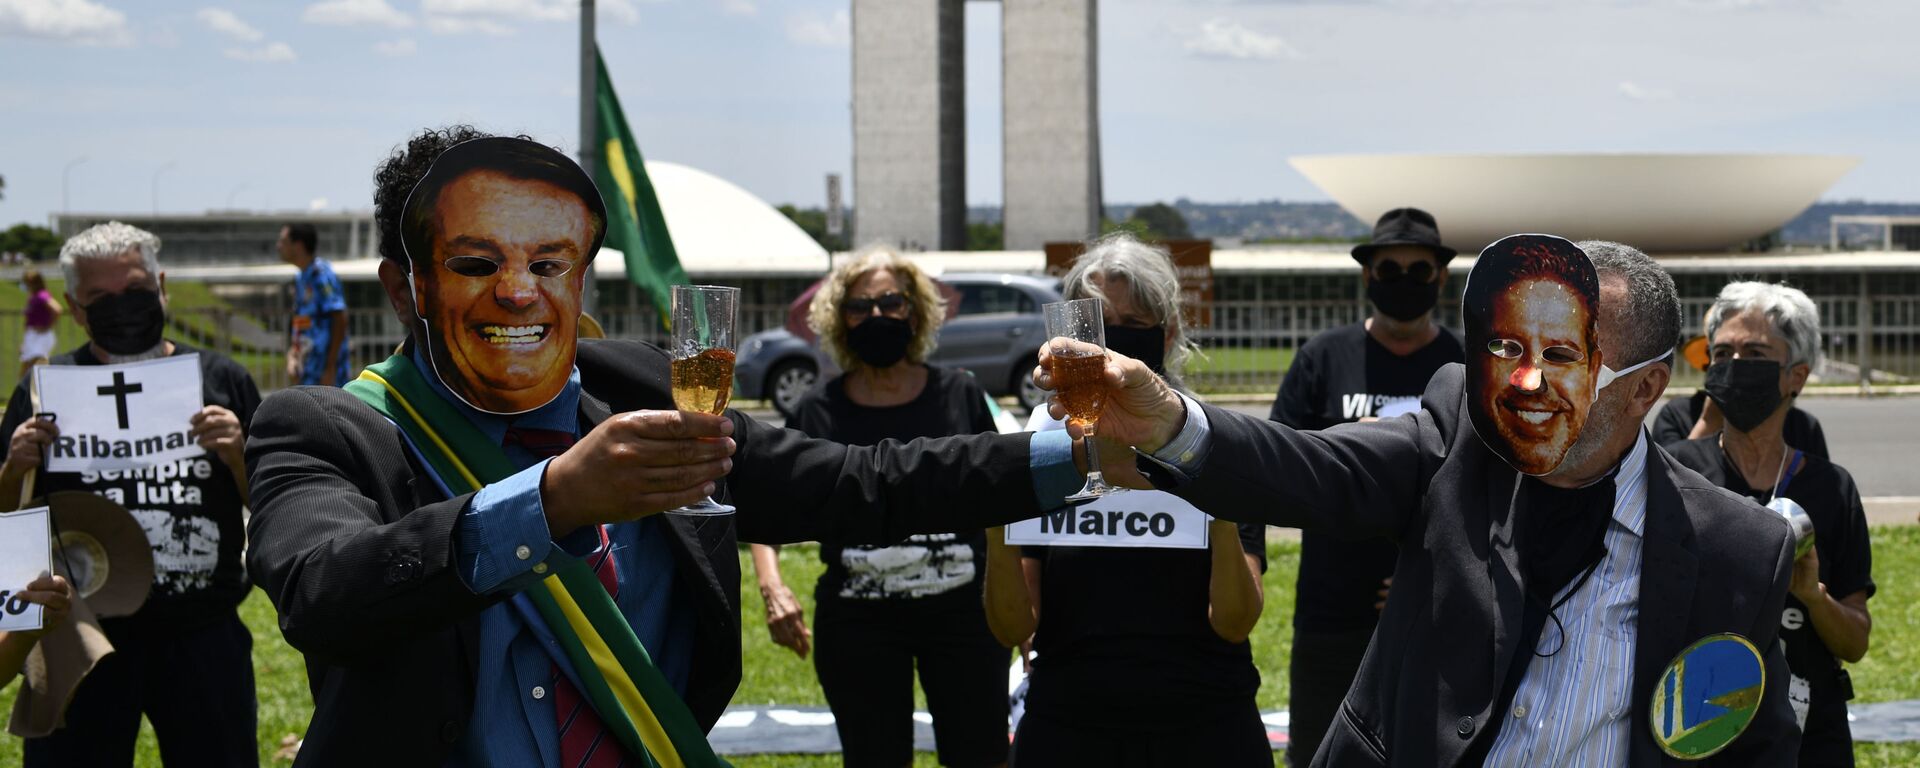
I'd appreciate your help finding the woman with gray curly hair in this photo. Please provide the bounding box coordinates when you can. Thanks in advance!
[983,233,1271,766]
[746,247,1010,768]
[1668,281,1872,767]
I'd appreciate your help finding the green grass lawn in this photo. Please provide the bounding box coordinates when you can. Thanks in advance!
[3,530,1917,765]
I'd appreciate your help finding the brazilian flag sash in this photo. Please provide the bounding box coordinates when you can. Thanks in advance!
[344,354,727,768]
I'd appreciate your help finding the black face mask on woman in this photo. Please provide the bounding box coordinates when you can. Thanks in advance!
[84,288,167,355]
[1704,358,1786,433]
[1104,324,1167,376]
[845,315,913,368]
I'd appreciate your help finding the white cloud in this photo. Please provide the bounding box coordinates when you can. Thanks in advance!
[373,37,415,56]
[1618,80,1675,101]
[303,0,412,28]
[422,0,572,22]
[1184,18,1300,61]
[225,40,296,62]
[600,0,639,25]
[425,15,514,35]
[786,9,847,48]
[718,0,756,18]
[0,0,133,45]
[196,8,262,42]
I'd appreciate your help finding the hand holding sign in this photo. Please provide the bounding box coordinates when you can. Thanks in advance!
[190,405,246,470]
[2,415,58,483]
[35,355,207,473]
[0,506,53,632]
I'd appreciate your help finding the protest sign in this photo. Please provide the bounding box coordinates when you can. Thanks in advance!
[35,355,206,473]
[1007,411,1211,549]
[0,505,51,632]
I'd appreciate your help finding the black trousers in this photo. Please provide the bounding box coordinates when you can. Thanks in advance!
[24,611,258,768]
[813,593,1011,768]
[1286,626,1374,767]
[1010,707,1273,767]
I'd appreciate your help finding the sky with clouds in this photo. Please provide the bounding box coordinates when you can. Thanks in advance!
[1,0,1916,226]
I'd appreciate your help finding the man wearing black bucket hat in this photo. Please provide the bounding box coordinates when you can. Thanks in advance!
[1270,207,1463,764]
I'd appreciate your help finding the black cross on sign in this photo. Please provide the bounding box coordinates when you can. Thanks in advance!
[97,371,143,430]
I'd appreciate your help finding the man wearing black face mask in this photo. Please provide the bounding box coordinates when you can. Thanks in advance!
[0,222,262,767]
[1269,206,1464,765]
[1668,282,1872,767]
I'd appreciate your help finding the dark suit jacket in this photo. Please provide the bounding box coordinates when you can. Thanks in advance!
[1155,364,1799,767]
[244,339,1041,766]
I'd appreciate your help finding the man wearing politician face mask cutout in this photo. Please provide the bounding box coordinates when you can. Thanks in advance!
[1268,206,1465,765]
[243,128,1093,767]
[1042,236,1803,766]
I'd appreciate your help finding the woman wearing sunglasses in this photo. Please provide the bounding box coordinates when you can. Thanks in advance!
[746,248,1010,768]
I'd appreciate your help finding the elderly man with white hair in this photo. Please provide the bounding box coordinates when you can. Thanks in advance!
[1668,281,1872,768]
[0,221,263,767]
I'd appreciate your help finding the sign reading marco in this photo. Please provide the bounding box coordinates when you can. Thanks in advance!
[36,355,206,473]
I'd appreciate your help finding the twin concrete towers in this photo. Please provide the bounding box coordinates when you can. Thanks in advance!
[852,0,1101,251]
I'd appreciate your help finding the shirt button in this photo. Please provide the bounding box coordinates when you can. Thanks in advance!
[1513,705,1528,719]
[1456,716,1475,738]
[515,545,532,561]
[532,562,549,575]
[531,686,546,700]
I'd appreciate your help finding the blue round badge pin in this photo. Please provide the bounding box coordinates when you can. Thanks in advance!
[1650,633,1766,759]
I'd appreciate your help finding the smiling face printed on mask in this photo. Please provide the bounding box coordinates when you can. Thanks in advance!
[1464,235,1602,475]
[400,138,605,414]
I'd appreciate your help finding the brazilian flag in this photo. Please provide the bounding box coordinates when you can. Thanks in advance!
[594,50,690,327]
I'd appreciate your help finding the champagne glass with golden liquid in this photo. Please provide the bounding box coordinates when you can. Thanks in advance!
[1044,297,1128,503]
[667,284,739,516]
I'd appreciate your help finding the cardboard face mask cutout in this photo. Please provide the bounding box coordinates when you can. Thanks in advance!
[1464,234,1602,476]
[400,137,607,414]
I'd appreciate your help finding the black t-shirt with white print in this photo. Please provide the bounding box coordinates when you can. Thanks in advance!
[1271,321,1465,631]
[1669,436,1873,768]
[787,364,997,604]
[0,342,260,631]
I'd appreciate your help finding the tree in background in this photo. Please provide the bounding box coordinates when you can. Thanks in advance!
[1,173,7,201]
[1125,202,1193,241]
[777,205,850,252]
[0,224,62,260]
[966,220,1003,251]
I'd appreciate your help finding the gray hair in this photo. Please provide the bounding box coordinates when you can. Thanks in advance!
[1062,232,1197,381]
[1577,240,1682,369]
[1705,281,1822,368]
[59,221,162,288]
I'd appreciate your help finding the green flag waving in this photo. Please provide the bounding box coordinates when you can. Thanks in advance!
[594,51,690,327]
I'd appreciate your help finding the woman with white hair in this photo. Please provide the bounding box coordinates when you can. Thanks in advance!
[982,233,1271,766]
[1668,281,1872,767]
[746,247,1009,768]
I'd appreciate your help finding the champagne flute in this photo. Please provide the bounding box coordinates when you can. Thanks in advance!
[1043,297,1128,503]
[667,284,740,516]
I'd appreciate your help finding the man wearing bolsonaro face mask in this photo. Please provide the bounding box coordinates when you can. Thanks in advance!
[0,221,264,767]
[1268,206,1464,765]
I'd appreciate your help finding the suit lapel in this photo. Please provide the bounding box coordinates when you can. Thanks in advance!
[1631,451,1699,765]
[1481,449,1527,703]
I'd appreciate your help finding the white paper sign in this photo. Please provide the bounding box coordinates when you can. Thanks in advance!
[0,506,52,632]
[35,355,206,473]
[1006,411,1212,549]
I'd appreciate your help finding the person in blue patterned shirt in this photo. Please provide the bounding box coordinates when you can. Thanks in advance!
[280,222,351,386]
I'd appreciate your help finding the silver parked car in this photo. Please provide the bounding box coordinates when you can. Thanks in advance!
[735,272,1063,418]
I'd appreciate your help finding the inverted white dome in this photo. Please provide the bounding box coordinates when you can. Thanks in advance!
[595,161,827,278]
[1290,154,1858,253]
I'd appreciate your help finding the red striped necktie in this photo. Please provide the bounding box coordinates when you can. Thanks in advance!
[502,427,634,767]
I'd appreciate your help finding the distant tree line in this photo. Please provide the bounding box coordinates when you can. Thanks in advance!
[0,223,61,260]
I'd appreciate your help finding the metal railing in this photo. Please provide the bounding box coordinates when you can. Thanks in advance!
[4,282,1915,399]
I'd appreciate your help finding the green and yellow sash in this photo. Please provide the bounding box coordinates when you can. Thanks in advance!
[344,354,727,768]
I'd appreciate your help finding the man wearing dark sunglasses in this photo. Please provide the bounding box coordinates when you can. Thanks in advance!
[1269,206,1464,765]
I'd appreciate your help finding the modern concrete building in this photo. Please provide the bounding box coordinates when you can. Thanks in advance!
[851,0,1101,252]
[1290,153,1859,253]
[50,210,376,266]
[1002,0,1102,250]
[851,0,966,252]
